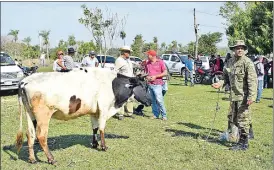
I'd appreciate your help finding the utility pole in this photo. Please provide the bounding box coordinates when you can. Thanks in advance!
[194,8,199,59]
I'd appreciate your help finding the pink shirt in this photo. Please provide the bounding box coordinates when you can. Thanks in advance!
[145,59,166,85]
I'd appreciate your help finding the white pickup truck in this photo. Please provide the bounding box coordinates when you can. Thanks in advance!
[161,53,195,76]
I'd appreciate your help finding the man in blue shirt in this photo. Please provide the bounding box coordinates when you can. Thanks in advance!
[185,54,194,86]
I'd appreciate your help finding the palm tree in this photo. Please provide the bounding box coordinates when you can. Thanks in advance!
[8,29,19,57]
[8,29,19,43]
[39,30,50,62]
[153,37,158,53]
[161,42,166,53]
[23,37,31,46]
[120,31,126,45]
[171,40,178,52]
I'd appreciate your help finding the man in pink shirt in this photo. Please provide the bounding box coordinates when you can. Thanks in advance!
[145,50,168,120]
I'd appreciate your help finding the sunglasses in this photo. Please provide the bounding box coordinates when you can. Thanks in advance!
[58,53,64,55]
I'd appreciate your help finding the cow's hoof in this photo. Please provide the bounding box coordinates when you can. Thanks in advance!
[29,159,37,164]
[48,159,57,165]
[101,146,108,151]
[91,141,99,148]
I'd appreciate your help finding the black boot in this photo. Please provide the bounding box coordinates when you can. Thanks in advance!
[229,134,249,151]
[248,124,254,139]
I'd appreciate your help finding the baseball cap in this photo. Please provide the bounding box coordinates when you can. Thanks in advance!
[145,50,157,57]
[68,47,76,53]
[89,51,96,56]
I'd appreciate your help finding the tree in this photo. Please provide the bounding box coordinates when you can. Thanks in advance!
[131,34,145,58]
[8,29,19,43]
[68,35,76,47]
[77,41,97,56]
[57,39,68,55]
[220,2,273,54]
[22,37,31,46]
[187,41,195,56]
[22,37,32,64]
[39,30,50,61]
[198,32,223,55]
[153,37,158,53]
[79,5,126,66]
[8,29,19,57]
[120,31,126,45]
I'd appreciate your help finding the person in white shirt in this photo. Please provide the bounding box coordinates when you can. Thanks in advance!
[53,50,66,72]
[82,51,99,67]
[40,52,46,67]
[115,46,134,120]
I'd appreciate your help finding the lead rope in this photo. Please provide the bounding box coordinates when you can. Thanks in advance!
[201,88,221,150]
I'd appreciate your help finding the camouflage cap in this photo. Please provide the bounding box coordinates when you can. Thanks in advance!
[229,40,247,50]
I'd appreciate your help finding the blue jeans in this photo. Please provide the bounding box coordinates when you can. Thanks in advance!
[148,84,167,118]
[185,70,194,85]
[256,80,263,101]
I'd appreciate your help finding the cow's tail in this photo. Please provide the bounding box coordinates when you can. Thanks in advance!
[16,82,28,154]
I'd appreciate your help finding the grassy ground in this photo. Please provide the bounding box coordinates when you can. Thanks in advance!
[1,75,273,170]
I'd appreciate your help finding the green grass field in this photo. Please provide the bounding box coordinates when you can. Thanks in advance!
[1,75,273,170]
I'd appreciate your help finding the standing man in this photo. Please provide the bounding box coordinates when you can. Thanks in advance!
[40,52,46,67]
[185,54,194,86]
[115,46,134,120]
[60,47,75,72]
[194,54,203,71]
[82,51,99,67]
[254,56,265,103]
[145,50,168,120]
[212,40,257,151]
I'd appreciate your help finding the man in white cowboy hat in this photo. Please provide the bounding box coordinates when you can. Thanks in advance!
[115,45,135,120]
[212,40,257,151]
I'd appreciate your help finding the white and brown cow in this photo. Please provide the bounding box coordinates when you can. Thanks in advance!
[16,67,151,165]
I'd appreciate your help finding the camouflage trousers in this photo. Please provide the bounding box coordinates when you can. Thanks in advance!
[228,100,251,138]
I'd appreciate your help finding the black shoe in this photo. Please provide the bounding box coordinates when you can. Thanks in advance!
[249,125,254,139]
[229,143,249,151]
[229,136,248,151]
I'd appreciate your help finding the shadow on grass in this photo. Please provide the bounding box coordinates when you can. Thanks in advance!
[165,128,230,147]
[169,83,184,86]
[222,97,230,101]
[3,134,129,163]
[178,122,223,133]
[0,90,18,97]
[262,97,273,100]
[206,90,226,94]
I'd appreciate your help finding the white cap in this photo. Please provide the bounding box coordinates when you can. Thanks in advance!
[120,45,132,52]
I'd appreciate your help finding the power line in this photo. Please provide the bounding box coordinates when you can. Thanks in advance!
[195,10,220,16]
[199,24,225,29]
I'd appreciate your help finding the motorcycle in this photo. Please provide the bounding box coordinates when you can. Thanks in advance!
[194,66,223,85]
[19,62,39,76]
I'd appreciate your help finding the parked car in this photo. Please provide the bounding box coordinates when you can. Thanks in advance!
[0,52,25,91]
[200,56,210,70]
[96,55,116,70]
[130,56,142,65]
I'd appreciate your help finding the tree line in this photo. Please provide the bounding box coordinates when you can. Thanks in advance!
[220,1,273,55]
[3,2,271,63]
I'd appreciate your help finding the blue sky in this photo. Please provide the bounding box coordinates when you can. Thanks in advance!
[1,2,228,48]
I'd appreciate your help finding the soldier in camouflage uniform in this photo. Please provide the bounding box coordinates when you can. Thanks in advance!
[212,40,257,151]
